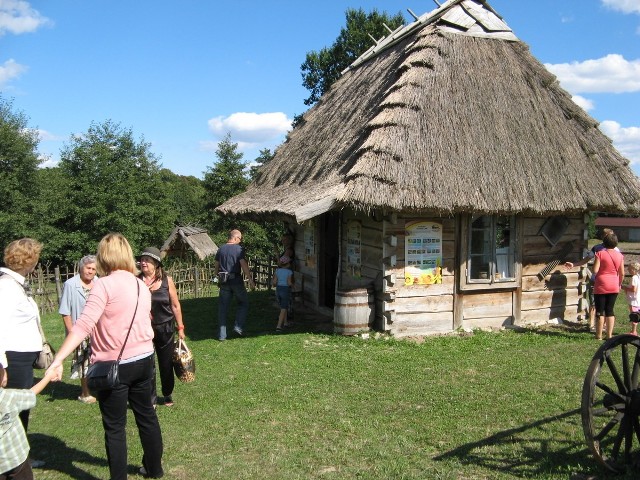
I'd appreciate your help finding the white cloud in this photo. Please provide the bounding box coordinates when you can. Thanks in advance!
[0,58,27,87]
[207,112,292,144]
[545,54,640,94]
[36,129,64,141]
[600,120,640,165]
[601,0,640,15]
[571,95,594,111]
[0,0,51,36]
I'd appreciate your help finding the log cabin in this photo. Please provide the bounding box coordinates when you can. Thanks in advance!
[217,0,640,336]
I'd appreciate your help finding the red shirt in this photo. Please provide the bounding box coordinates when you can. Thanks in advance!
[594,248,624,294]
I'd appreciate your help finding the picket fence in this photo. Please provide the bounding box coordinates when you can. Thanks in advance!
[27,257,276,314]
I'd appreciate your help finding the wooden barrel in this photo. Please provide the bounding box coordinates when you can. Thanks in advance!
[334,288,374,335]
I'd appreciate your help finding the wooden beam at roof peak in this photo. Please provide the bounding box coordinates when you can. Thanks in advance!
[432,0,442,6]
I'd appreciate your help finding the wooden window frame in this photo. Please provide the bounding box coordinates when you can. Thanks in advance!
[458,214,522,291]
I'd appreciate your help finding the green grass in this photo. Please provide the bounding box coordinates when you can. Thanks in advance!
[26,291,637,479]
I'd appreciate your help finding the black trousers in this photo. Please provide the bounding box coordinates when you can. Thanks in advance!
[5,351,38,431]
[151,323,175,402]
[96,354,163,480]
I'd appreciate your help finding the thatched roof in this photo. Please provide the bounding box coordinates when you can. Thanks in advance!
[161,226,218,260]
[218,0,640,222]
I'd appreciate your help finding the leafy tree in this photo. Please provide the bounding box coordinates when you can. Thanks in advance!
[31,166,73,263]
[159,168,206,226]
[57,120,174,262]
[202,135,284,259]
[300,8,405,106]
[249,147,274,182]
[0,95,41,248]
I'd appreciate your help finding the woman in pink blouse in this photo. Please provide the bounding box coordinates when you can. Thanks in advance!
[48,233,163,479]
[593,232,625,340]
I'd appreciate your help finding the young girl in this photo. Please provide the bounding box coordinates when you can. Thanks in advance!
[623,262,640,335]
[272,256,294,333]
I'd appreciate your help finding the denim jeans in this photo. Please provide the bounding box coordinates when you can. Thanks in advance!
[96,354,163,480]
[218,282,248,340]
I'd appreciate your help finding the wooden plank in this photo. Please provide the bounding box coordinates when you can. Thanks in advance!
[391,277,455,296]
[390,311,453,336]
[461,291,513,319]
[392,294,454,314]
[440,4,476,29]
[520,306,583,324]
[522,234,582,252]
[521,288,581,310]
[462,316,513,330]
[521,216,584,236]
[522,272,581,292]
[461,0,511,31]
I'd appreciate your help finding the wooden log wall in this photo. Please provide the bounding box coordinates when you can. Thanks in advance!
[380,214,456,337]
[520,214,587,325]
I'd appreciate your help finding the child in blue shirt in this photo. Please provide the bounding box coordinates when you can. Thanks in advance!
[272,256,294,333]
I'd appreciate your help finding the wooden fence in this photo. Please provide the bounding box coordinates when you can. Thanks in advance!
[27,257,277,314]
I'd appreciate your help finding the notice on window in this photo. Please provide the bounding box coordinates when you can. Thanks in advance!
[346,220,361,277]
[405,221,442,286]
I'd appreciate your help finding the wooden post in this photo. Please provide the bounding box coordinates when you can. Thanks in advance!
[55,266,62,302]
[194,265,199,299]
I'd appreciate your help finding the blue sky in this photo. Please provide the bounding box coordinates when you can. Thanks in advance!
[1,0,639,179]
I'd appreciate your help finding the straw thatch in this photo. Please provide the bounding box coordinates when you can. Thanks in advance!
[161,226,218,260]
[218,0,640,222]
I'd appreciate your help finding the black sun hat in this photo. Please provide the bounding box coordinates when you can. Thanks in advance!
[139,247,162,264]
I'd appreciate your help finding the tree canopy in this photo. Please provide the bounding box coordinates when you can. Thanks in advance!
[0,95,41,248]
[300,8,405,106]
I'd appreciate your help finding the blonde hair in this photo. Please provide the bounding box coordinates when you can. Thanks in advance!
[3,238,42,272]
[96,233,137,276]
[630,262,640,274]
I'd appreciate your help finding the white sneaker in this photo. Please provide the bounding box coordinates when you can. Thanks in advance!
[30,459,46,468]
[233,326,244,336]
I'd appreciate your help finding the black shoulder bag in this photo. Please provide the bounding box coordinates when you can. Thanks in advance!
[86,280,140,391]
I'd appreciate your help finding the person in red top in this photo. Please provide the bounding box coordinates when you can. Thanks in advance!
[593,232,625,340]
[47,233,164,479]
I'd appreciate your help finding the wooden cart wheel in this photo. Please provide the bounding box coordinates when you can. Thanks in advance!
[581,334,640,473]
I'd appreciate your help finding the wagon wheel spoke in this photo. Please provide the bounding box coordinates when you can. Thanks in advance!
[632,349,640,390]
[605,351,628,395]
[595,381,626,403]
[595,412,624,443]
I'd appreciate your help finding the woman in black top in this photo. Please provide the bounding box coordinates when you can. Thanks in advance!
[139,247,185,406]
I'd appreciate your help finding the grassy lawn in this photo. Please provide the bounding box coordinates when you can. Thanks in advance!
[27,290,637,479]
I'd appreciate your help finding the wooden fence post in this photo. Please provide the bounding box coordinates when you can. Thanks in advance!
[55,266,62,303]
[194,265,199,299]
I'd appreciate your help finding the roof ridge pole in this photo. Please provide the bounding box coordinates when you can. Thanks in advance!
[432,0,442,6]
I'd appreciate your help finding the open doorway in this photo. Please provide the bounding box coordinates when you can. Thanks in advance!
[319,212,339,308]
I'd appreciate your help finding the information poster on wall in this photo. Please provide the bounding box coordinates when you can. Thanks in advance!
[404,221,442,286]
[346,220,362,278]
[304,220,316,267]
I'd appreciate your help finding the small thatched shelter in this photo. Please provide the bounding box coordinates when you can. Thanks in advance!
[161,226,218,261]
[218,0,640,336]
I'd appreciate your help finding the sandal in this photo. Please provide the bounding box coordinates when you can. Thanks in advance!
[78,395,96,404]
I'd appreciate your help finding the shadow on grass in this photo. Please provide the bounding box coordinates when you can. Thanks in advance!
[433,408,612,478]
[181,290,334,341]
[29,433,106,480]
